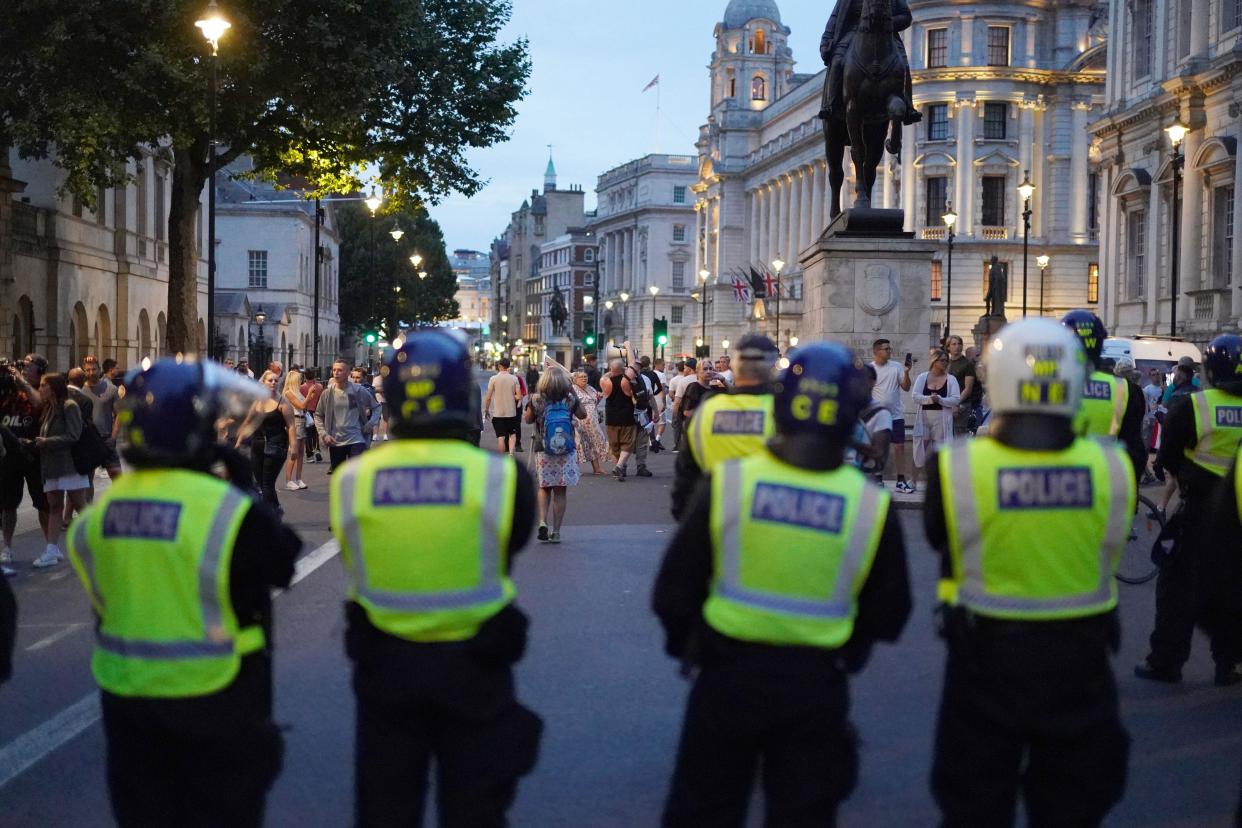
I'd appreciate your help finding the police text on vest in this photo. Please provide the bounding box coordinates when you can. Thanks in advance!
[712,410,766,435]
[1216,407,1242,428]
[751,483,845,533]
[102,501,183,540]
[373,467,463,506]
[997,468,1094,510]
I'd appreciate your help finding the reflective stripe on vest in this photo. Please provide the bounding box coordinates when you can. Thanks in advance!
[944,439,1132,619]
[688,393,775,472]
[1185,390,1242,477]
[66,472,258,698]
[332,442,516,643]
[1074,372,1127,438]
[703,454,888,650]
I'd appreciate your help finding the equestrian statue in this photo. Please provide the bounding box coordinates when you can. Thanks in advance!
[820,0,920,217]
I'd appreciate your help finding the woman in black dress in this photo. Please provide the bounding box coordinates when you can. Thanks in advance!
[237,370,295,513]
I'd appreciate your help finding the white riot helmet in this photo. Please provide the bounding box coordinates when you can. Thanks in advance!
[983,318,1087,419]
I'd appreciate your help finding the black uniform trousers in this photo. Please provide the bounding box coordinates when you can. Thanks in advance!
[349,618,542,828]
[662,658,856,828]
[99,657,283,828]
[932,616,1128,827]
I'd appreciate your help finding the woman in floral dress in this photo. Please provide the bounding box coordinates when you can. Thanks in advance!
[572,369,608,475]
[524,369,587,543]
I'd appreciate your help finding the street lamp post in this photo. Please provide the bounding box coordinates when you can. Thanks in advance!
[771,255,786,350]
[619,291,630,345]
[364,188,382,337]
[1018,170,1036,318]
[648,285,660,359]
[196,0,230,359]
[942,202,958,338]
[1036,254,1050,316]
[1166,119,1188,338]
[698,269,711,357]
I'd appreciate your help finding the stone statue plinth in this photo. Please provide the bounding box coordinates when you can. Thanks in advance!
[800,210,935,363]
[544,335,573,369]
[971,314,1007,351]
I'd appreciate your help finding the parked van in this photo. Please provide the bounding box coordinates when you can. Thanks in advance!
[1101,336,1202,379]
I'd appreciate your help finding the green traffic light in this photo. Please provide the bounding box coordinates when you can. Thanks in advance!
[585,334,596,346]
[364,332,378,344]
[657,334,668,345]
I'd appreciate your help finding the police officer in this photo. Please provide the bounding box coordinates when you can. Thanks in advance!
[1061,309,1148,480]
[331,331,542,827]
[925,318,1135,826]
[654,341,911,826]
[66,359,301,827]
[670,334,778,520]
[1137,333,1242,685]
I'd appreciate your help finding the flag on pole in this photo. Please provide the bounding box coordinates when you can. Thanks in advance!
[747,266,766,299]
[731,274,751,303]
[543,353,570,376]
[762,268,779,299]
[642,74,660,93]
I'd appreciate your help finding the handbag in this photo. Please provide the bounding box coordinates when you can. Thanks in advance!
[71,421,110,475]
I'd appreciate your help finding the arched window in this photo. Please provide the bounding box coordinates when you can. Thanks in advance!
[753,29,767,55]
[728,77,737,98]
[751,75,767,101]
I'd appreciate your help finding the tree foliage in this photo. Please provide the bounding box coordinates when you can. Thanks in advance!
[0,0,528,352]
[335,204,459,336]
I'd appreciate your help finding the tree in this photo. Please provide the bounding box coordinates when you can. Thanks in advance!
[0,0,528,353]
[336,204,459,337]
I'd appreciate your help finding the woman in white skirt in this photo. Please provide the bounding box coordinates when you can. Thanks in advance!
[32,373,90,568]
[910,349,960,492]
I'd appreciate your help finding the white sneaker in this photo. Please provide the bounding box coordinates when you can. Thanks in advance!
[285,481,301,491]
[2,565,15,578]
[296,480,308,490]
[0,546,12,564]
[32,546,63,569]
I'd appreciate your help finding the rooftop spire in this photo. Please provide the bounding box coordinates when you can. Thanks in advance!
[544,144,557,191]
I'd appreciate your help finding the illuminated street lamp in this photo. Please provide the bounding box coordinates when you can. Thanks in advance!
[1166,118,1189,337]
[364,187,383,216]
[409,252,423,268]
[1017,171,1036,317]
[197,0,230,358]
[389,220,404,242]
[722,338,731,354]
[1036,254,1050,316]
[942,201,958,337]
[771,255,786,349]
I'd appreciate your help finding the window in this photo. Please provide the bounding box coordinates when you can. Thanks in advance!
[728,77,737,98]
[931,261,943,301]
[1225,0,1242,32]
[71,195,83,218]
[585,248,594,262]
[925,177,948,227]
[751,75,767,101]
[983,103,1008,139]
[1134,0,1154,78]
[673,224,686,242]
[96,186,107,226]
[753,29,767,55]
[981,176,1007,227]
[154,172,165,241]
[1088,172,1099,232]
[1087,263,1099,304]
[673,186,687,204]
[672,261,686,289]
[671,305,684,324]
[248,250,268,288]
[986,27,1010,66]
[1212,185,1235,289]
[1127,211,1147,299]
[927,104,949,140]
[927,28,948,68]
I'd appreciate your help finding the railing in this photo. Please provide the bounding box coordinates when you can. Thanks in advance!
[1194,293,1215,320]
[11,202,38,237]
[981,226,1008,240]
[921,227,946,240]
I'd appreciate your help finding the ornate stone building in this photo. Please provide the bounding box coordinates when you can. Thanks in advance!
[1089,0,1242,343]
[694,0,1107,351]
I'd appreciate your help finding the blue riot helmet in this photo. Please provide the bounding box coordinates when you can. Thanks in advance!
[119,358,271,468]
[1059,309,1107,367]
[772,341,869,445]
[1203,334,1242,395]
[382,330,474,436]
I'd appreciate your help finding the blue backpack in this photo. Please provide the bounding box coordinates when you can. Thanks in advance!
[542,400,576,456]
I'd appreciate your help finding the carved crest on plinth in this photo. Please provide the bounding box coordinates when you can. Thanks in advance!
[858,264,899,317]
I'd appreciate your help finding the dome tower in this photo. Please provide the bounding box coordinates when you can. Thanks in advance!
[711,0,794,114]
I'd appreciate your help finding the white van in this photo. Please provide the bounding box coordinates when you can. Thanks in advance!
[1101,336,1202,378]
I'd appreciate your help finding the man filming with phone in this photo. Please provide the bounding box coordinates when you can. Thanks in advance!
[869,340,914,492]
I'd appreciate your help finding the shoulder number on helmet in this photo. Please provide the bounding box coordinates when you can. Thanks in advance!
[373,467,463,506]
[712,410,766,435]
[751,483,845,534]
[997,467,1094,509]
[102,501,182,540]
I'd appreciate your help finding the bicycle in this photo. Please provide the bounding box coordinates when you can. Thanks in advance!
[1116,494,1165,585]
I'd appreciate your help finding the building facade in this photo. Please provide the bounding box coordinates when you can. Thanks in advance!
[536,229,597,366]
[694,0,1107,352]
[1090,0,1242,343]
[215,162,342,369]
[590,154,699,359]
[3,146,209,369]
[447,248,492,347]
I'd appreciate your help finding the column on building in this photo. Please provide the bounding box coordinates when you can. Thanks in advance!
[1233,138,1242,293]
[1032,104,1046,238]
[712,196,724,278]
[750,189,762,265]
[1017,103,1034,238]
[1178,130,1204,306]
[1146,157,1163,325]
[956,100,976,235]
[880,157,894,210]
[1069,102,1091,242]
[760,184,772,267]
[799,165,814,257]
[901,130,915,231]
[811,162,825,244]
[769,177,783,264]
[1190,0,1209,55]
[630,226,638,292]
[785,172,799,262]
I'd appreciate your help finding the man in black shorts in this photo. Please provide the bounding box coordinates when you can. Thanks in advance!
[1,355,51,574]
[483,357,523,455]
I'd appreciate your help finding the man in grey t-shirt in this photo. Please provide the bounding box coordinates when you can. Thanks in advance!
[314,360,379,472]
[80,355,123,480]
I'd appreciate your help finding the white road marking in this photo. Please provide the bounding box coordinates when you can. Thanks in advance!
[25,623,86,653]
[0,538,340,789]
[0,694,101,790]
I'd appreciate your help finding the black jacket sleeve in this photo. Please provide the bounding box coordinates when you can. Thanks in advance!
[1120,380,1148,482]
[842,506,912,671]
[229,498,302,640]
[509,462,537,562]
[1156,395,1197,481]
[923,455,954,581]
[0,572,15,684]
[670,442,705,522]
[653,476,714,660]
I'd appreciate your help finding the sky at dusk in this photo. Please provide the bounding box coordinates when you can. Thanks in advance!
[429,0,832,254]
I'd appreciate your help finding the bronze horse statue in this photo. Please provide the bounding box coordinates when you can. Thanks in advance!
[823,0,912,216]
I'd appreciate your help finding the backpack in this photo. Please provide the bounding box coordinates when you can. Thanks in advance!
[542,400,576,457]
[630,375,651,413]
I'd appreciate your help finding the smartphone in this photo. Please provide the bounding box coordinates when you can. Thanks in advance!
[904,352,913,367]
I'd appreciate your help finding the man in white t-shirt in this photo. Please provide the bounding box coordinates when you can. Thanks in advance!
[869,338,913,492]
[667,360,694,452]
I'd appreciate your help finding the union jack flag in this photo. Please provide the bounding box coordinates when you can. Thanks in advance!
[731,274,751,303]
[763,269,779,299]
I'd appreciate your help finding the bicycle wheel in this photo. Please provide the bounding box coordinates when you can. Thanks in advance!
[1117,494,1164,585]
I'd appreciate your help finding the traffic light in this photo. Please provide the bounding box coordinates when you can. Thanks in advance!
[583,322,596,349]
[363,331,378,345]
[654,317,668,353]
